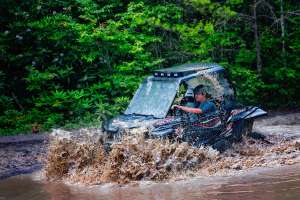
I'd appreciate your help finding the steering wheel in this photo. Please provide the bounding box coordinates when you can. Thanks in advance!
[172,106,190,121]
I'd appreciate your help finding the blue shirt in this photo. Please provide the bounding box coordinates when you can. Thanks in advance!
[198,100,217,114]
[186,100,217,122]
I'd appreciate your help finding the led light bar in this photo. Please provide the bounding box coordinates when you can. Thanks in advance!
[153,72,184,78]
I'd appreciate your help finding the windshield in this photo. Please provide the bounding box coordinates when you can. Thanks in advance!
[125,78,180,118]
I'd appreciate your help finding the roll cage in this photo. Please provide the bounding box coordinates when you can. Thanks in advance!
[125,63,235,119]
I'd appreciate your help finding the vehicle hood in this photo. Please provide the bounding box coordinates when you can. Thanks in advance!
[104,114,160,133]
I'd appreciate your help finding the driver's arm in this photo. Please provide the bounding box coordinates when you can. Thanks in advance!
[173,105,203,114]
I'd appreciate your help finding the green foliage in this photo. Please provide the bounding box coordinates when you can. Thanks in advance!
[229,67,264,105]
[0,0,299,135]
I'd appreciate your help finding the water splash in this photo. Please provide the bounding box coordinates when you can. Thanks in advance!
[44,127,300,185]
[45,128,218,184]
[185,73,233,99]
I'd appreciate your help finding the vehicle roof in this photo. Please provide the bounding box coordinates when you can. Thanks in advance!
[153,63,223,77]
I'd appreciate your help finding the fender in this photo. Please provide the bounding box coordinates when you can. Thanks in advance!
[227,107,267,123]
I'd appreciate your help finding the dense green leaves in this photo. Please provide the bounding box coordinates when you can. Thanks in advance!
[0,0,299,135]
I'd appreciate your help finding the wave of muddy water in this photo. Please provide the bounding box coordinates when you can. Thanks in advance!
[43,112,300,185]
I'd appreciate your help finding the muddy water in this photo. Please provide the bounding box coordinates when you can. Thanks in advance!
[0,164,300,200]
[0,112,300,199]
[41,112,300,185]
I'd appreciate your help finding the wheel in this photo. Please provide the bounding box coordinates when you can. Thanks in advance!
[181,126,221,146]
[230,118,254,142]
[243,119,254,136]
[212,139,232,152]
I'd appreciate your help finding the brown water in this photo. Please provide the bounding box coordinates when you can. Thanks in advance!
[0,112,300,199]
[42,123,300,185]
[0,164,300,200]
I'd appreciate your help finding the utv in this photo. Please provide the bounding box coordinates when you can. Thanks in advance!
[103,63,267,152]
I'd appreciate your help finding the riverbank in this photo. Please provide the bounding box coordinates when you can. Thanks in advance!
[0,134,48,179]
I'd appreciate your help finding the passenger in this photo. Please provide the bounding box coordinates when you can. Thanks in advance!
[172,89,217,116]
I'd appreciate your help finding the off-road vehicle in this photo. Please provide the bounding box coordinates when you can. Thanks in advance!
[103,63,267,152]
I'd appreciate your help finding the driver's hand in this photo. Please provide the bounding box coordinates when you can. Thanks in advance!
[172,105,180,110]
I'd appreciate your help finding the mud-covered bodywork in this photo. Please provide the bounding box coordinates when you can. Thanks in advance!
[103,63,267,151]
[150,106,266,152]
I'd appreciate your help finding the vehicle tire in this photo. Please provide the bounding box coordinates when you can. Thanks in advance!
[248,131,266,140]
[181,126,221,146]
[230,119,254,142]
[212,139,232,152]
[243,119,254,136]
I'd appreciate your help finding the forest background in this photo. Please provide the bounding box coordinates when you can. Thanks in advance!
[0,0,299,135]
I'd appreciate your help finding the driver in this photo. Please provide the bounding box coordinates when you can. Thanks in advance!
[172,88,217,116]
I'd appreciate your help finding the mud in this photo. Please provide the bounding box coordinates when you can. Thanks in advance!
[43,112,300,185]
[44,129,219,184]
[0,139,47,180]
[0,111,299,183]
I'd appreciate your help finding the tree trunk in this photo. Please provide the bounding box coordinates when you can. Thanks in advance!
[280,0,286,67]
[253,0,262,74]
